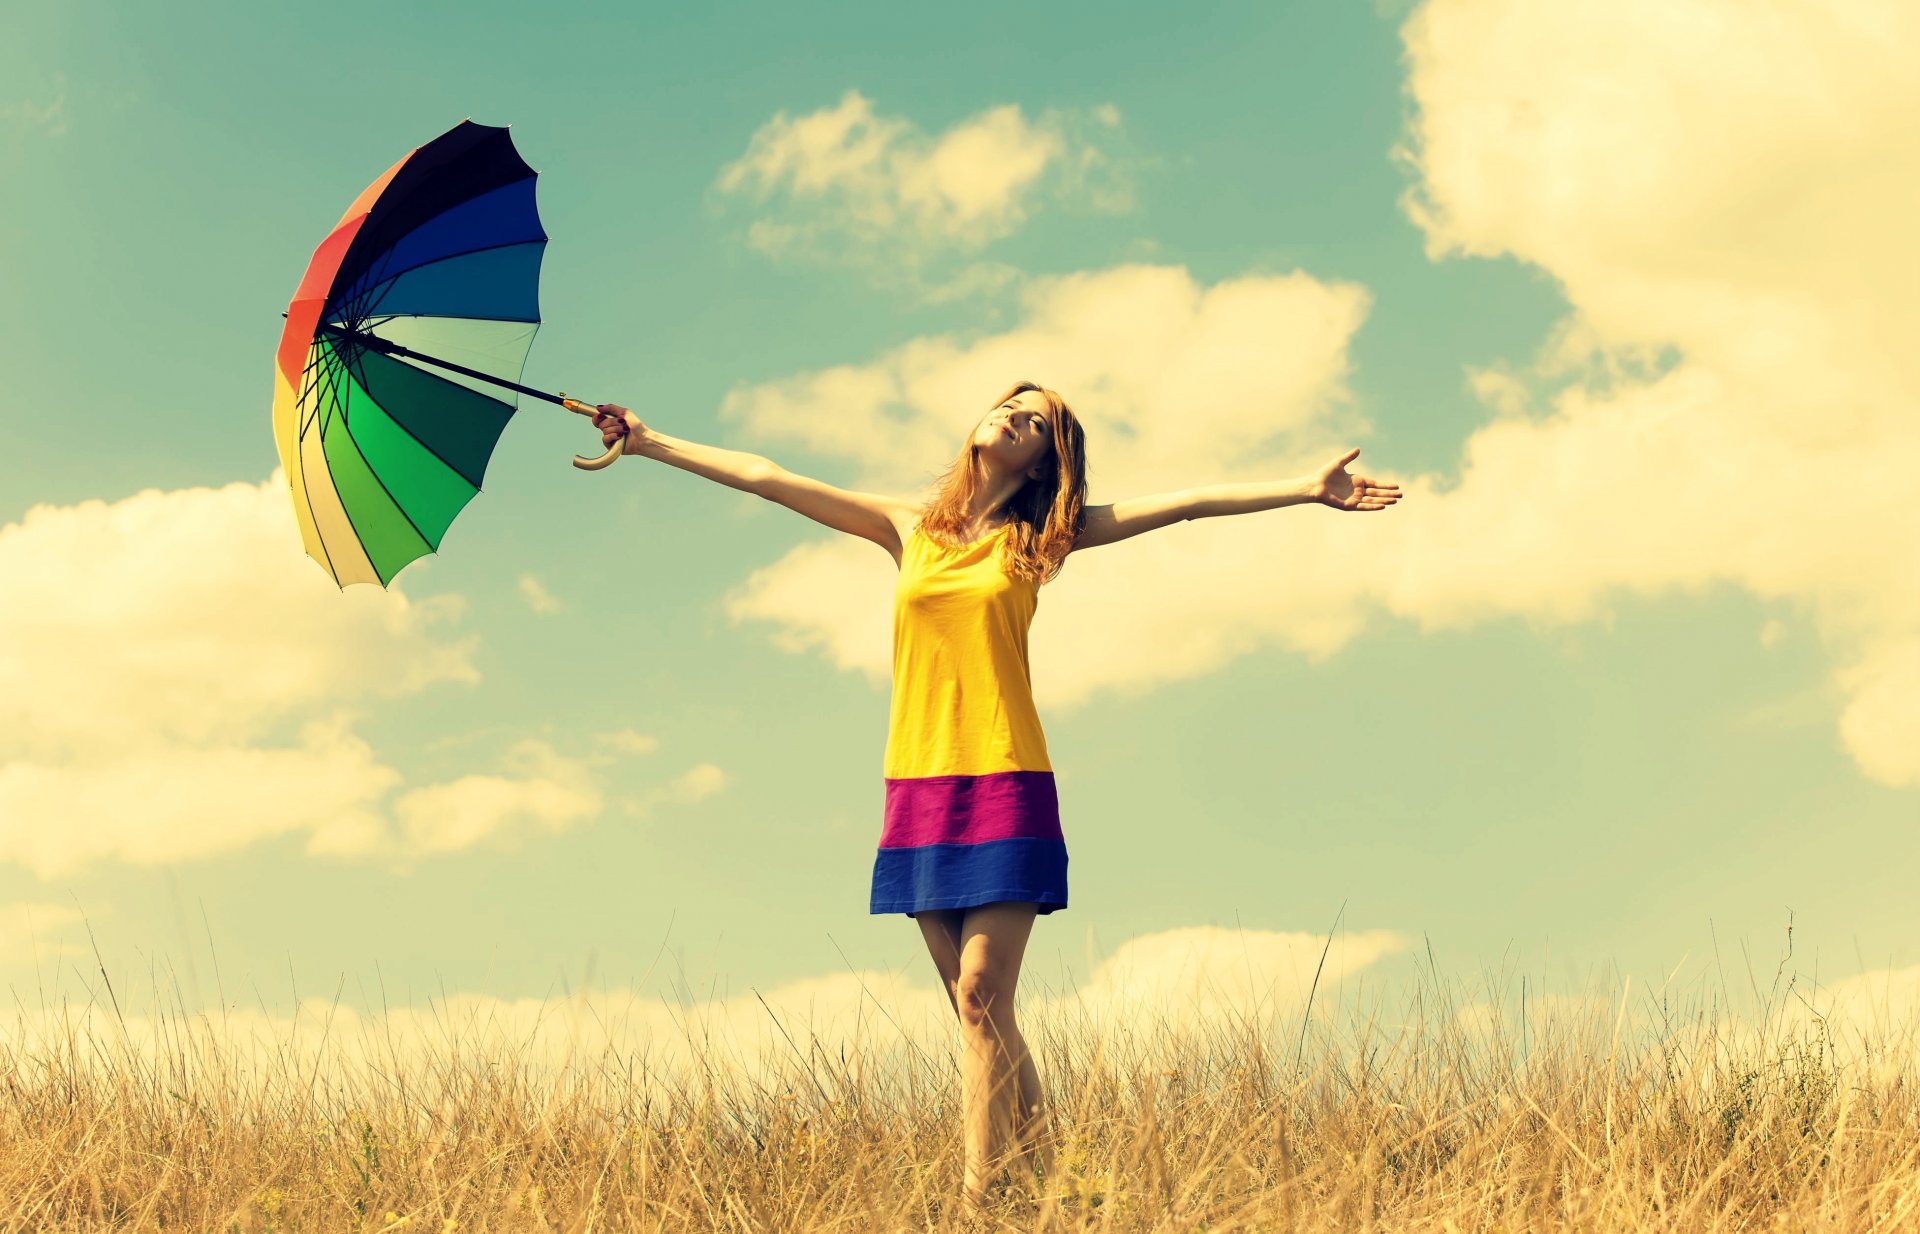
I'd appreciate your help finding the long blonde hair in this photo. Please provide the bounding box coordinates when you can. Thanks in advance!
[917,381,1088,585]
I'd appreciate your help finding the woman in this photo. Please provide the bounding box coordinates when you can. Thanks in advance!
[591,384,1401,1206]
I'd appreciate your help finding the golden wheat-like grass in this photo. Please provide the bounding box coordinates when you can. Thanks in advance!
[4,947,1919,1233]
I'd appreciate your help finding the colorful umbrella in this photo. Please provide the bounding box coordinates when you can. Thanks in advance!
[270,119,616,590]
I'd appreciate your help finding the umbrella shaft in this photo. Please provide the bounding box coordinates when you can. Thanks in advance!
[316,323,566,406]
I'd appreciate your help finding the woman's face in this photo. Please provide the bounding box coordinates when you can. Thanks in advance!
[973,389,1054,476]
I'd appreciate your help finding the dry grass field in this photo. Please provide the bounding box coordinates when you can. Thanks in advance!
[4,943,1918,1232]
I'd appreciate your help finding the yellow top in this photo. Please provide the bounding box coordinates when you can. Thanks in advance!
[884,522,1052,779]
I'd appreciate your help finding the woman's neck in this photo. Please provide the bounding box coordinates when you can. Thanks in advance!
[957,507,1010,539]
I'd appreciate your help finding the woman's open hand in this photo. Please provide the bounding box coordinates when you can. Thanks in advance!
[1310,448,1402,511]
[591,404,650,456]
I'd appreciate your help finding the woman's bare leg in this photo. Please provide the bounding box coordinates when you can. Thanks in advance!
[915,909,966,1014]
[1011,1030,1054,1184]
[954,901,1039,1205]
[917,904,1052,1203]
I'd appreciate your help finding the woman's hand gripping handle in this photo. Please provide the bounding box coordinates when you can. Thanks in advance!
[560,397,646,471]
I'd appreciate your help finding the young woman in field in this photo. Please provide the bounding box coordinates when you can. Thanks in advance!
[591,385,1402,1206]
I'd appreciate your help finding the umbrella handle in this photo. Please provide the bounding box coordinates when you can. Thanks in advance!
[560,396,625,471]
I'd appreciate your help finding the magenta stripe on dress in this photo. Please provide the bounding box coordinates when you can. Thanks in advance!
[880,770,1061,848]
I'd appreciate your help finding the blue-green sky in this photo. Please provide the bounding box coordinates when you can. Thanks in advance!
[4,0,1915,1042]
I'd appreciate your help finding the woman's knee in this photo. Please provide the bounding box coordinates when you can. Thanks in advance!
[954,904,1037,1032]
[954,970,1016,1033]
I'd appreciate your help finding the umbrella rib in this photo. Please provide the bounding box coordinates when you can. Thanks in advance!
[296,371,344,587]
[315,338,355,442]
[297,343,349,585]
[372,309,543,325]
[334,172,539,323]
[359,311,540,349]
[317,322,555,406]
[339,215,400,327]
[311,338,427,583]
[346,233,547,319]
[335,338,466,556]
[356,313,541,398]
[297,338,335,440]
[338,208,406,327]
[357,238,547,323]
[343,341,503,489]
[308,341,342,440]
[377,314,547,402]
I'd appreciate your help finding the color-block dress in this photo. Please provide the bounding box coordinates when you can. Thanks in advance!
[870,521,1068,917]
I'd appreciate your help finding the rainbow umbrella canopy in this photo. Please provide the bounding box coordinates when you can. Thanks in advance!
[270,119,615,590]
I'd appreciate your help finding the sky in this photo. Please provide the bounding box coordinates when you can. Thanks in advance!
[4,0,1918,1069]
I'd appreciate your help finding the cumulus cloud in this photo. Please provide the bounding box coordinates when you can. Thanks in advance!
[652,762,728,807]
[0,477,477,758]
[720,0,1920,786]
[1452,992,1615,1046]
[1796,964,1920,1050]
[719,261,1380,706]
[0,88,67,139]
[0,900,87,963]
[1389,0,1920,784]
[518,573,564,614]
[0,476,721,878]
[713,90,1139,294]
[1453,960,1920,1097]
[21,916,1909,1101]
[1061,925,1409,1038]
[0,924,1406,1095]
[387,739,602,859]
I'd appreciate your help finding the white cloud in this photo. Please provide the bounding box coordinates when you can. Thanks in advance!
[0,476,476,759]
[1061,925,1409,1039]
[0,900,87,963]
[0,88,67,138]
[18,920,1913,1104]
[620,761,726,819]
[390,740,602,858]
[1452,992,1613,1044]
[0,476,721,877]
[916,260,1026,306]
[1797,964,1920,1047]
[657,762,727,805]
[713,90,1139,292]
[1722,963,1920,1087]
[0,924,1406,1096]
[518,573,564,614]
[2,718,403,876]
[1392,0,1920,783]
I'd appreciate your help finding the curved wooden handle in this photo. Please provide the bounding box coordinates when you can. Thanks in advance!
[561,396,626,472]
[574,439,625,471]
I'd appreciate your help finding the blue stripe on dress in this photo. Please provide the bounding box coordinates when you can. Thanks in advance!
[870,837,1068,917]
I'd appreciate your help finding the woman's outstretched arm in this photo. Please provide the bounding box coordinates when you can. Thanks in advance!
[592,404,917,558]
[1073,448,1401,553]
[596,407,773,494]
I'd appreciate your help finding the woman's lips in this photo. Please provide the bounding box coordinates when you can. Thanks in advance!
[1000,426,1014,439]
